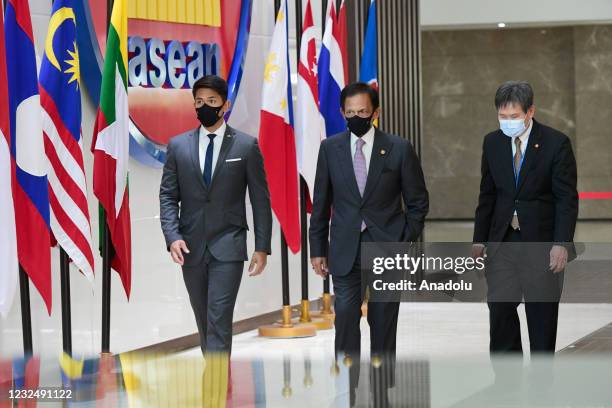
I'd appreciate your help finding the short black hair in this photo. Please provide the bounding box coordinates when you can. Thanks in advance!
[340,82,380,110]
[494,80,534,113]
[192,75,228,101]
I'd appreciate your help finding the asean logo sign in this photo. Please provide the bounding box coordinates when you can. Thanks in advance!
[79,0,252,166]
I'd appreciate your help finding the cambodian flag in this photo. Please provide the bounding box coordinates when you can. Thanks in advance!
[4,0,52,313]
[318,0,348,138]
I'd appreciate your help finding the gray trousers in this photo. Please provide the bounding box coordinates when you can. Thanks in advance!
[181,250,244,354]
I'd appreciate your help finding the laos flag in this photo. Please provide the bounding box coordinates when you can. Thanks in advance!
[5,0,52,313]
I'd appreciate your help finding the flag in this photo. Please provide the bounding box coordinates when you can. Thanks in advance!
[258,0,300,253]
[295,0,325,200]
[0,6,18,317]
[337,0,349,85]
[40,0,95,283]
[4,0,52,313]
[359,0,378,90]
[12,355,40,408]
[318,0,348,137]
[91,0,131,297]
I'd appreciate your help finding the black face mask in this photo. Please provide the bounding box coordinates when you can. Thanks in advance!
[346,114,373,137]
[196,103,223,128]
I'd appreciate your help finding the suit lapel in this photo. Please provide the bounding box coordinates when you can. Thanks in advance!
[335,131,362,201]
[516,121,542,193]
[362,129,392,203]
[208,126,236,192]
[190,127,207,190]
[499,132,516,193]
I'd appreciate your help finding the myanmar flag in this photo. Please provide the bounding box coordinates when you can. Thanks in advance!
[91,0,131,297]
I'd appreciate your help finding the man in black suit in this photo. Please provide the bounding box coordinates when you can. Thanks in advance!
[160,75,272,354]
[310,82,429,406]
[472,81,578,360]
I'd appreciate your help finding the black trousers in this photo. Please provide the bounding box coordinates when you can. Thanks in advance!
[332,230,399,404]
[486,228,563,354]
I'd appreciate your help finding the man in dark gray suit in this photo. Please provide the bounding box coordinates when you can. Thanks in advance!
[160,75,272,353]
[309,82,429,406]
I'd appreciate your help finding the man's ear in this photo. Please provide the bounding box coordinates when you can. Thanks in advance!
[372,107,381,121]
[222,99,232,115]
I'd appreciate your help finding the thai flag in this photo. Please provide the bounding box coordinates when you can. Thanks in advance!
[4,0,52,313]
[318,0,348,138]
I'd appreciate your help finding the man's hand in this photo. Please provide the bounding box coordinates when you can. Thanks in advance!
[249,251,268,276]
[549,245,568,273]
[311,257,328,278]
[471,244,486,260]
[170,240,190,265]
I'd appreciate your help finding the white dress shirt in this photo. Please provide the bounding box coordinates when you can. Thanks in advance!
[199,121,227,178]
[511,119,532,161]
[350,126,375,172]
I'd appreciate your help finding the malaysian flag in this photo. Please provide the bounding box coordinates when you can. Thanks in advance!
[40,0,94,281]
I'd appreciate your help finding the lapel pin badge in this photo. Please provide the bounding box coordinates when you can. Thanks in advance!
[380,149,386,155]
[535,144,539,148]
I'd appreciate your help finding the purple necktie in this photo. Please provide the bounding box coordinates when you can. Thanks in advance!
[354,138,367,231]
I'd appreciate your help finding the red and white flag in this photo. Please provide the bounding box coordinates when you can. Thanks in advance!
[258,0,300,253]
[295,0,325,201]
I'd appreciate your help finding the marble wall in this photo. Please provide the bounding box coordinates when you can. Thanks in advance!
[422,25,612,219]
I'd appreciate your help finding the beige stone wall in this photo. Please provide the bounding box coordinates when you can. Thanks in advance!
[422,25,611,219]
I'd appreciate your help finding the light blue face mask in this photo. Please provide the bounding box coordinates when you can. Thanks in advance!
[499,118,530,138]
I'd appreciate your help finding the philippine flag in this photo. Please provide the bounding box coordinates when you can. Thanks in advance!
[318,0,348,138]
[4,0,52,313]
[258,0,300,253]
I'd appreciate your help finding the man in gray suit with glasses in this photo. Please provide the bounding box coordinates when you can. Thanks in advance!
[160,75,272,354]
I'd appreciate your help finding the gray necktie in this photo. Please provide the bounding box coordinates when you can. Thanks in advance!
[354,138,367,231]
[511,137,522,230]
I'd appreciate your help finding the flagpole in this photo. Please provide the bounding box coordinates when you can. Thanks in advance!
[310,0,335,321]
[59,249,72,355]
[295,0,332,330]
[321,0,331,304]
[18,266,33,355]
[45,0,74,357]
[101,0,114,354]
[258,0,315,338]
[296,0,308,321]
